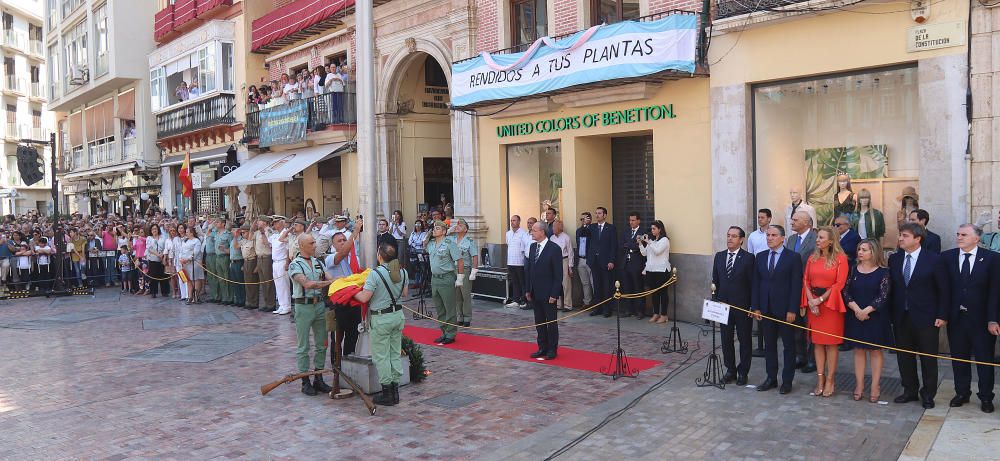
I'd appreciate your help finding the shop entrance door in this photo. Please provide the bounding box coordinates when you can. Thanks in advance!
[611,135,655,229]
[423,157,452,212]
[284,179,304,216]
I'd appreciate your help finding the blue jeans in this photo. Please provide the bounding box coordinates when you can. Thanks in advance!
[72,261,85,286]
[104,255,119,285]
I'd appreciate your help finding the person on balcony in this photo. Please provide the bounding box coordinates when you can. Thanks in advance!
[175,82,189,102]
[189,81,201,98]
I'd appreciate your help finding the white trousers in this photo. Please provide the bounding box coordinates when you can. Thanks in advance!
[273,259,291,311]
[560,258,574,309]
[577,260,593,305]
[175,260,188,299]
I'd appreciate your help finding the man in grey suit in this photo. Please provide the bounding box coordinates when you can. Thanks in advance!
[785,211,817,373]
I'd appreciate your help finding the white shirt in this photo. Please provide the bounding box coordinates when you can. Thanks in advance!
[903,246,922,279]
[390,221,407,240]
[179,237,201,261]
[530,238,548,262]
[549,232,574,260]
[747,228,768,255]
[506,228,529,266]
[269,231,289,261]
[639,237,671,272]
[784,201,818,229]
[35,245,51,265]
[958,246,979,273]
[283,82,299,100]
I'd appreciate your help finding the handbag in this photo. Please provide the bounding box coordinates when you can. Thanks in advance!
[810,287,826,297]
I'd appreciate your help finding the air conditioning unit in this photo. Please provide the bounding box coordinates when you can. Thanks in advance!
[69,65,89,85]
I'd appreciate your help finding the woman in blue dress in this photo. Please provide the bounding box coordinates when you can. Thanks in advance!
[842,239,892,403]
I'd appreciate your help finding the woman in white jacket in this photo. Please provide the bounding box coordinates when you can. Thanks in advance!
[638,220,671,324]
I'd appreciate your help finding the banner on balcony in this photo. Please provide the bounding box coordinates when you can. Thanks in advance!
[451,15,698,107]
[259,100,309,147]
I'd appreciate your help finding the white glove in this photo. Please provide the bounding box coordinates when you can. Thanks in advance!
[469,268,478,281]
[975,210,992,228]
[455,273,465,287]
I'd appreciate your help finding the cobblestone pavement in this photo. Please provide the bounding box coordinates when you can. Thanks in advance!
[0,289,977,460]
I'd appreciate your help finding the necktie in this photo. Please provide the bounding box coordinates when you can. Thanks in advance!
[962,253,972,280]
[726,252,735,278]
[903,254,912,286]
[768,251,777,273]
[598,224,603,239]
[534,243,542,263]
[794,236,801,252]
[631,229,636,239]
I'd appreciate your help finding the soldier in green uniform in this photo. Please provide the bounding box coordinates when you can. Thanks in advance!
[427,220,464,344]
[203,218,218,302]
[354,242,408,406]
[288,233,334,396]
[214,217,234,305]
[449,218,479,327]
[229,224,246,307]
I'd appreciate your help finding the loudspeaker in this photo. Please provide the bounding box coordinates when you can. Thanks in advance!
[16,145,43,186]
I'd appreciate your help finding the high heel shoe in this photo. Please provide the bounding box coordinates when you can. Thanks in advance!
[810,373,825,396]
[853,388,864,401]
[870,385,881,403]
[822,375,835,397]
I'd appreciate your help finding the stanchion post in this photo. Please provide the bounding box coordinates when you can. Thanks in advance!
[601,281,638,380]
[696,283,724,389]
[661,267,688,354]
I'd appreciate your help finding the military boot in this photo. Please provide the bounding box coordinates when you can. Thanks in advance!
[391,382,400,405]
[373,383,395,406]
[312,371,332,393]
[301,377,317,396]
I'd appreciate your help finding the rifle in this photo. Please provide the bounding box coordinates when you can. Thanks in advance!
[260,365,377,415]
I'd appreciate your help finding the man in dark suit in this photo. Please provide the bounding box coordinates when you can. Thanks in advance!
[524,222,563,360]
[713,226,755,385]
[889,222,949,409]
[909,209,941,254]
[587,206,618,318]
[785,210,817,373]
[751,224,804,394]
[942,224,1000,413]
[835,215,861,265]
[618,211,646,318]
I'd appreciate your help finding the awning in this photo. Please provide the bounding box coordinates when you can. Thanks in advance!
[161,145,231,167]
[210,142,348,188]
[62,162,137,181]
[250,0,354,52]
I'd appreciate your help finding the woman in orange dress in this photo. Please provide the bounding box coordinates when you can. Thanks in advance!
[801,226,849,397]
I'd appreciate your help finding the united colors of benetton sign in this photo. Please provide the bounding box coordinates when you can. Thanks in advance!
[451,15,698,107]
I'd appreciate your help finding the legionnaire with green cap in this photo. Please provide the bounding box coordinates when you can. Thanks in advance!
[288,233,334,395]
[427,220,464,344]
[203,217,219,302]
[213,216,234,305]
[449,218,479,327]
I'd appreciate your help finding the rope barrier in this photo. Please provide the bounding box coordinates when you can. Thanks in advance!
[400,275,678,331]
[716,300,1000,368]
[195,260,288,285]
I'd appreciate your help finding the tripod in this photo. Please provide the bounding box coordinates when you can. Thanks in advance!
[412,251,430,320]
[696,288,725,389]
[660,268,687,354]
[602,282,638,380]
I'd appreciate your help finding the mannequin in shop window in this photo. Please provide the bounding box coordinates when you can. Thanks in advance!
[831,173,858,225]
[784,186,817,230]
[851,188,885,243]
[895,186,919,230]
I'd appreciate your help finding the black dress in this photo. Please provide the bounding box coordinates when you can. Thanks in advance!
[841,266,893,349]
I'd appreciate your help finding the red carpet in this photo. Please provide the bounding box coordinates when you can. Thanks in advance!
[403,325,663,374]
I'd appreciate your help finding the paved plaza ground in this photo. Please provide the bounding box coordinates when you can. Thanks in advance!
[0,289,997,460]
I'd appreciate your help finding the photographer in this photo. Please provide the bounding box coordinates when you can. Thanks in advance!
[638,220,672,324]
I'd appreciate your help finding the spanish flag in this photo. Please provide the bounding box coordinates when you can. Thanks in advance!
[178,151,193,198]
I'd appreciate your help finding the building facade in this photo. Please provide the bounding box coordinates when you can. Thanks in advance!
[48,0,159,216]
[1,0,53,215]
[150,0,247,217]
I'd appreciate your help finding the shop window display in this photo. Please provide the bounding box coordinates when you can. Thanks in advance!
[507,142,562,224]
[754,66,919,249]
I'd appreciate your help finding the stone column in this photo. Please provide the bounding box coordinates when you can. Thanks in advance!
[375,113,401,218]
[160,165,175,214]
[710,83,754,250]
[451,110,489,242]
[970,2,1000,233]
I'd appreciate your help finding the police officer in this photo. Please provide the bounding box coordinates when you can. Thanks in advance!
[288,233,334,396]
[239,223,259,310]
[229,223,246,308]
[449,218,479,327]
[202,217,219,303]
[354,242,408,406]
[427,220,464,344]
[214,217,234,305]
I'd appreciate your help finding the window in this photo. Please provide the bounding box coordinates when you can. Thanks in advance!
[149,41,233,110]
[592,0,640,25]
[424,56,447,87]
[32,110,41,129]
[753,66,919,248]
[506,141,562,225]
[63,20,88,85]
[30,66,40,84]
[198,45,217,93]
[2,13,12,31]
[221,42,234,91]
[48,44,60,98]
[47,0,59,31]
[510,0,547,48]
[62,0,85,19]
[94,4,109,76]
[7,156,18,186]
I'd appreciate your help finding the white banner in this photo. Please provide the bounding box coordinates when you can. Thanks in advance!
[451,15,698,107]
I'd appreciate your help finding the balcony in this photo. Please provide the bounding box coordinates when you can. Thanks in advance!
[715,0,811,21]
[155,0,235,43]
[29,82,45,101]
[250,0,355,53]
[87,139,119,166]
[4,123,27,141]
[244,90,357,143]
[122,137,138,161]
[156,92,237,139]
[29,40,43,58]
[31,127,49,141]
[1,30,25,52]
[3,76,27,96]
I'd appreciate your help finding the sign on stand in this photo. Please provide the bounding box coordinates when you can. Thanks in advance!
[702,299,730,325]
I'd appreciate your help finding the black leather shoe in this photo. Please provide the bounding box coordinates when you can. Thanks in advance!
[950,395,970,407]
[722,371,737,384]
[756,379,777,392]
[301,378,317,396]
[894,394,919,404]
[312,373,332,393]
[545,352,557,360]
[258,306,273,312]
[736,375,748,386]
[433,336,447,344]
[801,364,817,374]
[530,350,545,359]
[440,337,455,345]
[795,360,807,369]
[982,401,995,413]
[589,311,602,317]
[922,398,935,409]
[779,383,792,394]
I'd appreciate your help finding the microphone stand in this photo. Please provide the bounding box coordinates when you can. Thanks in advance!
[660,267,687,354]
[696,283,725,389]
[601,281,637,380]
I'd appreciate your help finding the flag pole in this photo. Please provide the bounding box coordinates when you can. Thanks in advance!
[357,0,377,268]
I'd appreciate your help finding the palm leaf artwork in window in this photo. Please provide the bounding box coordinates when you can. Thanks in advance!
[804,145,888,226]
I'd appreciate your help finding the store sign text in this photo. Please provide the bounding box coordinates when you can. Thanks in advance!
[496,104,676,138]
